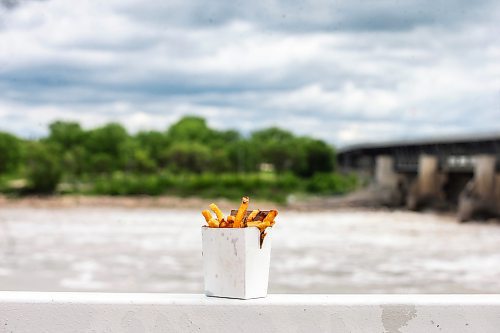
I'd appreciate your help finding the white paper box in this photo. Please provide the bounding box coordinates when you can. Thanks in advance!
[202,226,272,299]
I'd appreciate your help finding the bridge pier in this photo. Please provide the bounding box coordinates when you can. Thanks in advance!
[373,156,406,206]
[407,154,446,210]
[458,155,500,221]
[375,156,398,187]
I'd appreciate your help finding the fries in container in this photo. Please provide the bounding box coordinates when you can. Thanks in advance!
[200,196,278,299]
[201,196,278,245]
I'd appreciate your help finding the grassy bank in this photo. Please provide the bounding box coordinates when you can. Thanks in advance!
[1,169,359,204]
[57,172,357,203]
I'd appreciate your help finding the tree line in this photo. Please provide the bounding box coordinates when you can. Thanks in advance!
[0,116,356,201]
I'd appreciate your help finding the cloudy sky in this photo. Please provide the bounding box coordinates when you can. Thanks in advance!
[1,0,499,146]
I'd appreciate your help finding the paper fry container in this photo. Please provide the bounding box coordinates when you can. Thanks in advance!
[201,226,272,299]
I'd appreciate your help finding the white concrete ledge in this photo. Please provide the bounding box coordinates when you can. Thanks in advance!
[1,292,500,332]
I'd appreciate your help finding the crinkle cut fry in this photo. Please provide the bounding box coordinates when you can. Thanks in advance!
[233,196,249,228]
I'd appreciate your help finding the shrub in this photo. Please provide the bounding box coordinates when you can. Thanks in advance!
[0,132,21,174]
[307,173,358,194]
[25,143,62,193]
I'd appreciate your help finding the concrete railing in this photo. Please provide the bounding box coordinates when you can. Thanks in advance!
[1,292,500,332]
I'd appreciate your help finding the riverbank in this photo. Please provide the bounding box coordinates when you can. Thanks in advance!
[0,192,414,212]
[0,194,286,211]
[0,194,495,219]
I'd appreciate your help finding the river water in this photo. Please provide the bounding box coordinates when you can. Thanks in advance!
[0,206,499,293]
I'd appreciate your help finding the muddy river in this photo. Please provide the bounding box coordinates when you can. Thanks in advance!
[1,207,499,293]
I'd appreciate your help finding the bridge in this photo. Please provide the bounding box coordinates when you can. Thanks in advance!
[337,133,500,221]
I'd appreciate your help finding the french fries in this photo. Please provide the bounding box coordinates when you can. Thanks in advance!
[262,209,278,227]
[207,218,219,228]
[227,215,235,228]
[252,209,278,232]
[233,196,249,228]
[202,210,219,228]
[201,197,278,244]
[209,203,226,223]
[202,210,213,224]
[246,209,260,222]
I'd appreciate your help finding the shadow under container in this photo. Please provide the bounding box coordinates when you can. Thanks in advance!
[201,226,272,299]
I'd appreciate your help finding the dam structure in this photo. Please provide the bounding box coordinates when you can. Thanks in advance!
[337,133,500,221]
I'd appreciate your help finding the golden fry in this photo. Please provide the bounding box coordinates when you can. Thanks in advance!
[233,196,249,228]
[256,222,269,231]
[263,209,278,224]
[254,210,278,231]
[246,209,260,222]
[207,218,219,228]
[227,216,235,228]
[219,220,229,228]
[202,210,213,224]
[246,221,260,228]
[209,203,225,222]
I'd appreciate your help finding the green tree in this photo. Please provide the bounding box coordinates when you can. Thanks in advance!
[165,142,212,173]
[208,129,241,148]
[0,132,21,174]
[47,121,85,150]
[25,142,62,193]
[226,140,259,173]
[294,138,335,177]
[84,123,129,172]
[46,121,89,176]
[166,116,214,143]
[250,127,305,173]
[165,116,241,172]
[132,148,157,172]
[88,153,115,174]
[61,145,87,177]
[135,131,171,168]
[209,148,232,172]
[122,139,157,173]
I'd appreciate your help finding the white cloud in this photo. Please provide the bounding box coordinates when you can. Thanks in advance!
[0,0,499,146]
